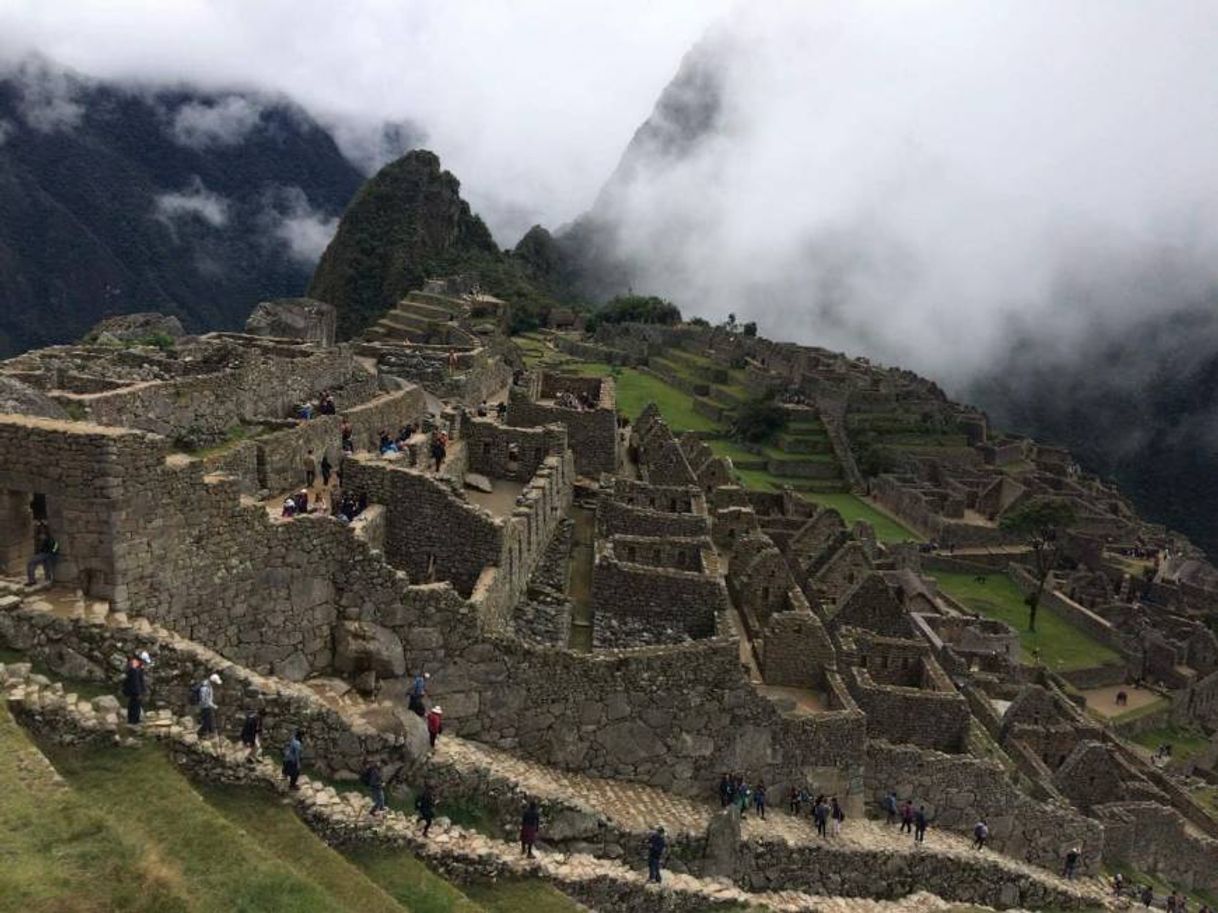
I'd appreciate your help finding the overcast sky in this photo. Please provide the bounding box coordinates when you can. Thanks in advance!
[5,1,1218,389]
[0,0,729,242]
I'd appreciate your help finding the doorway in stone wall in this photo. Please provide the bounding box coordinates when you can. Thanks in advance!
[0,490,41,579]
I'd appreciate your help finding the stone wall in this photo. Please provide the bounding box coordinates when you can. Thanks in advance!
[590,539,727,639]
[65,337,376,447]
[1094,801,1218,894]
[596,499,710,539]
[506,373,617,476]
[759,607,837,688]
[463,417,568,482]
[865,740,1103,872]
[1008,564,1128,656]
[845,664,971,752]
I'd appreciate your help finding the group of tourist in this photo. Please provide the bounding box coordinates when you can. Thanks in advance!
[718,772,768,818]
[378,423,419,455]
[297,390,337,420]
[883,792,930,842]
[1114,873,1213,913]
[406,670,445,749]
[555,390,596,411]
[474,400,508,420]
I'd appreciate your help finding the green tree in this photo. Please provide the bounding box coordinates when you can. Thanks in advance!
[999,499,1077,632]
[742,321,758,337]
[731,397,788,443]
[592,294,681,326]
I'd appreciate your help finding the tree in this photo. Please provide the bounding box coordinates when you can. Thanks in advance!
[999,499,1077,632]
[743,321,758,337]
[731,397,788,443]
[590,295,681,328]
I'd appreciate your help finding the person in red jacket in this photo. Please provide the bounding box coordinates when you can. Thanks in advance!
[426,706,443,749]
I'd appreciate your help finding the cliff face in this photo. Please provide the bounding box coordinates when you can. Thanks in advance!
[308,150,499,338]
[0,62,365,356]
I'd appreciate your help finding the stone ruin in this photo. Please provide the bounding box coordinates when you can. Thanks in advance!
[0,299,1216,907]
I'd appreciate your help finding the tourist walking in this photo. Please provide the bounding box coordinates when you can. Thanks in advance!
[830,796,845,837]
[883,790,898,824]
[647,825,667,884]
[282,729,303,790]
[304,449,317,487]
[813,796,829,838]
[426,705,443,749]
[364,761,387,815]
[195,672,221,739]
[754,781,767,820]
[1063,846,1081,880]
[520,800,541,858]
[25,523,59,585]
[914,806,928,843]
[416,784,436,837]
[430,435,446,473]
[900,799,914,834]
[122,654,147,725]
[719,772,734,807]
[320,454,332,487]
[408,670,429,716]
[1140,884,1154,908]
[240,709,263,763]
[973,819,989,850]
[788,785,800,815]
[736,777,750,818]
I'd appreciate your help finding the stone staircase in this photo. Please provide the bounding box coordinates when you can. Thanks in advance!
[0,659,1088,913]
[365,292,471,344]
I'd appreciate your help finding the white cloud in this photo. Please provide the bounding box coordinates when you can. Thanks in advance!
[0,118,13,144]
[262,185,338,264]
[5,57,84,132]
[0,0,726,242]
[169,95,263,149]
[154,177,230,229]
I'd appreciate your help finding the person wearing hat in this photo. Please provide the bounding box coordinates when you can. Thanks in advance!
[197,673,221,739]
[122,654,148,725]
[647,825,667,884]
[426,705,443,749]
[1063,846,1081,880]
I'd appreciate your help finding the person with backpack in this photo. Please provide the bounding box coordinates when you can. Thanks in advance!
[914,805,928,843]
[883,790,898,825]
[26,523,59,586]
[122,654,147,725]
[900,799,915,834]
[408,671,429,717]
[973,819,989,850]
[1063,846,1081,880]
[520,799,541,858]
[363,761,387,816]
[415,784,436,837]
[195,673,221,739]
[282,730,303,790]
[647,825,667,884]
[240,710,263,763]
[426,705,443,749]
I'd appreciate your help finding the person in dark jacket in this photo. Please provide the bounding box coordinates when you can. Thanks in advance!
[647,825,667,884]
[430,436,446,473]
[883,791,898,824]
[282,730,303,790]
[240,710,263,763]
[520,799,541,858]
[914,806,928,843]
[320,454,333,487]
[122,655,147,724]
[1063,847,1081,880]
[26,524,59,585]
[416,784,436,837]
[900,799,915,834]
[719,772,733,807]
[365,761,387,815]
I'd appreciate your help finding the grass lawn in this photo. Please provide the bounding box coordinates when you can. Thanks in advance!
[0,704,188,913]
[800,492,919,543]
[462,879,587,913]
[1131,725,1212,759]
[612,368,719,432]
[933,572,1124,672]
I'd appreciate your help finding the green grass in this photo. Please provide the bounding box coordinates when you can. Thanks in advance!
[344,846,484,913]
[0,703,188,913]
[613,368,719,432]
[1131,725,1212,759]
[462,879,587,913]
[40,738,413,913]
[933,572,1124,672]
[798,492,919,543]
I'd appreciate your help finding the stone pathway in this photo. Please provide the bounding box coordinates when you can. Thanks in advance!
[432,733,1110,905]
[0,660,1110,913]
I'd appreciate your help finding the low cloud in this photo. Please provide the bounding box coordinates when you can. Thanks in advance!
[6,57,84,132]
[154,177,230,229]
[261,185,338,264]
[0,118,13,144]
[169,95,263,149]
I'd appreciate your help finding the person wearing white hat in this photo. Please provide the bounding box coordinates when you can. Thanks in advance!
[137,650,153,666]
[197,673,221,739]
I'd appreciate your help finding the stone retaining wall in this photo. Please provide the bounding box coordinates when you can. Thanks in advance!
[865,740,1102,873]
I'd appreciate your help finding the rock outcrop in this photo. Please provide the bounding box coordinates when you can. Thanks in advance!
[245,298,337,346]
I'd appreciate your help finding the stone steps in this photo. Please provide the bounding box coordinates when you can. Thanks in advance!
[1,659,1041,913]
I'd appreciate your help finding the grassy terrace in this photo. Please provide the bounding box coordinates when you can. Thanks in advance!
[933,572,1124,672]
[514,334,919,542]
[1130,724,1212,760]
[1,711,577,913]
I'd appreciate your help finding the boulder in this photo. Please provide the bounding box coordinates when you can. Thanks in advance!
[702,805,741,878]
[333,621,406,678]
[44,644,106,682]
[0,376,69,420]
[464,473,494,493]
[245,298,337,346]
